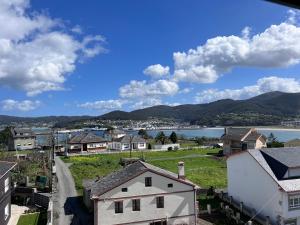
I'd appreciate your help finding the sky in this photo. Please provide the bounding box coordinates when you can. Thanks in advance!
[1,0,300,116]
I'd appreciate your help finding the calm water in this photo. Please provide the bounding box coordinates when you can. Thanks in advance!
[43,127,300,146]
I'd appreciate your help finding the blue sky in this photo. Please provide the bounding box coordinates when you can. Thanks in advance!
[0,0,300,116]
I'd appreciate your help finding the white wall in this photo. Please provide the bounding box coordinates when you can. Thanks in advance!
[227,152,283,224]
[153,144,180,150]
[96,171,196,225]
[87,142,107,149]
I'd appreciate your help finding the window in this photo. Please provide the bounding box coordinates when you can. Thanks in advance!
[289,195,300,210]
[121,187,128,192]
[132,199,140,211]
[145,177,152,187]
[156,196,164,208]
[4,177,9,193]
[115,201,123,213]
[167,183,173,188]
[4,204,9,220]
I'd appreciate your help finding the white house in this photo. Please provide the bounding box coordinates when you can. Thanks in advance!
[227,147,300,225]
[221,127,267,155]
[110,135,147,151]
[83,160,199,225]
[68,132,107,153]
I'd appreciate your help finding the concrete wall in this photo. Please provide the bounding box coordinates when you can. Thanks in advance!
[12,137,36,150]
[227,152,283,224]
[95,171,196,225]
[153,144,180,151]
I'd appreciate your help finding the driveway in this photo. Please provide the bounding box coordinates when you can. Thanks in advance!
[53,156,92,225]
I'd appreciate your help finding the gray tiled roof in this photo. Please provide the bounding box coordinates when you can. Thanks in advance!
[221,128,252,141]
[261,147,300,168]
[0,161,16,179]
[11,127,35,138]
[69,132,106,144]
[244,132,266,142]
[86,161,197,198]
[114,135,146,144]
[105,129,126,135]
[248,149,300,192]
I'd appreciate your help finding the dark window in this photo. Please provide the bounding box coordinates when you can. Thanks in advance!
[115,201,123,213]
[132,199,140,211]
[121,187,128,192]
[145,177,152,187]
[156,196,164,208]
[167,183,173,188]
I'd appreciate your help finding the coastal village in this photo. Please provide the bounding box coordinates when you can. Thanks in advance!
[1,124,300,225]
[1,0,300,225]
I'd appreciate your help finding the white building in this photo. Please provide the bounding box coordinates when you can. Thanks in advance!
[68,132,107,153]
[227,147,300,225]
[110,135,147,151]
[83,160,199,225]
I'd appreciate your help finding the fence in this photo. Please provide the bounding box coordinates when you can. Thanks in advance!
[217,192,274,225]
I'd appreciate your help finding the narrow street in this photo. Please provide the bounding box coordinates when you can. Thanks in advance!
[53,156,92,225]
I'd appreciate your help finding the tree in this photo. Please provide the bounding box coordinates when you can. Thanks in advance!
[0,127,10,149]
[155,131,167,145]
[138,129,148,139]
[267,133,276,143]
[169,131,177,144]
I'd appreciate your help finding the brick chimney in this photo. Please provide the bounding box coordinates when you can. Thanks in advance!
[178,161,185,180]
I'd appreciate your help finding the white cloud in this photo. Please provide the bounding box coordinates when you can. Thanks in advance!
[119,79,179,98]
[143,64,170,78]
[195,76,300,103]
[0,0,106,96]
[173,15,300,83]
[78,99,124,111]
[1,99,41,111]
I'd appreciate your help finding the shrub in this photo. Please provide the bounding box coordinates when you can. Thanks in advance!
[167,147,173,151]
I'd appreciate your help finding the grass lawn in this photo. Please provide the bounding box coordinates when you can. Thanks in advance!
[62,148,227,194]
[17,212,47,225]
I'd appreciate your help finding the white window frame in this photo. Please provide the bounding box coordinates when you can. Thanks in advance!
[4,204,9,220]
[289,195,300,210]
[4,177,9,193]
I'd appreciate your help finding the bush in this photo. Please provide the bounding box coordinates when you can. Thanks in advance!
[148,143,152,149]
[167,147,173,151]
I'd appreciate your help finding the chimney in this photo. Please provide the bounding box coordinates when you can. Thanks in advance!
[178,161,185,180]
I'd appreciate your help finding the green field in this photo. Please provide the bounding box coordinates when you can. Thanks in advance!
[62,148,227,193]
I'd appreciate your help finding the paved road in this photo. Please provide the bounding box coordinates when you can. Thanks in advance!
[54,156,92,225]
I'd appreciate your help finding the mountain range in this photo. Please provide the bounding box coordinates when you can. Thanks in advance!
[0,91,300,127]
[99,91,300,126]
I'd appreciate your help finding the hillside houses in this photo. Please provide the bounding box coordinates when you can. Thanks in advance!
[83,160,199,225]
[227,147,300,225]
[221,127,267,155]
